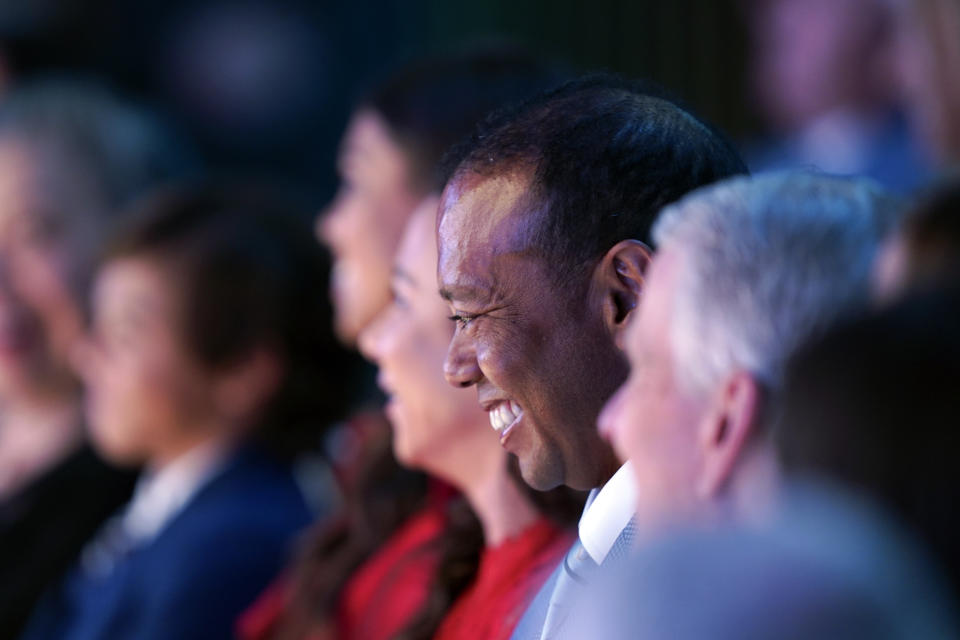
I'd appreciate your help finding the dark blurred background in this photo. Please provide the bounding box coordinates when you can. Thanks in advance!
[0,0,754,211]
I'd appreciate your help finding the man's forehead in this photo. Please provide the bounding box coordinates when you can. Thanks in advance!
[437,170,537,256]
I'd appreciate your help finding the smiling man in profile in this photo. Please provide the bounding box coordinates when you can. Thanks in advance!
[436,75,747,639]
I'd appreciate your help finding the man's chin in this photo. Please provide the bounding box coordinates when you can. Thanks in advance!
[517,456,566,492]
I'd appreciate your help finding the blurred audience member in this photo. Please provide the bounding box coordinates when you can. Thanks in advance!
[20,188,350,640]
[315,42,563,536]
[318,46,563,346]
[892,0,960,166]
[240,48,566,640]
[775,286,960,601]
[745,0,929,192]
[874,179,960,300]
[244,197,582,640]
[0,81,187,638]
[437,75,746,640]
[598,171,900,540]
[566,484,958,639]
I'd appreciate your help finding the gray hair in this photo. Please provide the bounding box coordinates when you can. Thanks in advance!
[652,171,901,393]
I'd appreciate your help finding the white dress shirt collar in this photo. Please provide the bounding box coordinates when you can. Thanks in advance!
[578,461,637,565]
[122,440,228,544]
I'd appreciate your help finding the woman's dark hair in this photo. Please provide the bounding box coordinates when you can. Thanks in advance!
[275,456,583,640]
[274,410,430,640]
[361,44,565,194]
[261,46,571,640]
[105,186,357,457]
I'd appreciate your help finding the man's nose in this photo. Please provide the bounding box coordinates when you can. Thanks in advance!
[443,330,482,388]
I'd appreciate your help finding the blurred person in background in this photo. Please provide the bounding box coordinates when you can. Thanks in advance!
[598,171,900,542]
[566,494,957,640]
[744,0,930,193]
[20,188,351,640]
[891,0,960,168]
[243,197,582,640]
[239,47,566,640]
[775,286,960,604]
[315,43,563,498]
[318,45,563,347]
[0,81,188,638]
[874,179,960,300]
[583,172,949,639]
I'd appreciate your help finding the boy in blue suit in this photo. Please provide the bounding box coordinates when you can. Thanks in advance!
[20,188,352,640]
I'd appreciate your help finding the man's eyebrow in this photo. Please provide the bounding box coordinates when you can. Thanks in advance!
[438,283,491,303]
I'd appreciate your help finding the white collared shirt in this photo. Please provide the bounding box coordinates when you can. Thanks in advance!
[122,441,227,544]
[80,441,228,577]
[577,461,637,565]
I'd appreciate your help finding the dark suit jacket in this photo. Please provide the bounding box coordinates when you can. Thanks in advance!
[0,444,137,640]
[18,445,311,640]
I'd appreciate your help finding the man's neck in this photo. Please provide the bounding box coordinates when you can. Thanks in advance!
[724,440,779,528]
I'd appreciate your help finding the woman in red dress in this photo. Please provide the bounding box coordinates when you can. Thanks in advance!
[238,49,578,640]
[359,198,581,640]
[240,195,581,640]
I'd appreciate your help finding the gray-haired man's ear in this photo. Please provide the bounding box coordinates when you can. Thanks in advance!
[696,371,764,500]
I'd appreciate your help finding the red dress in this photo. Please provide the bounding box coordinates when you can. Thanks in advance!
[237,502,446,640]
[336,504,445,640]
[433,518,574,640]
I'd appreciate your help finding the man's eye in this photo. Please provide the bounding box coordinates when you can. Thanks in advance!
[448,313,476,328]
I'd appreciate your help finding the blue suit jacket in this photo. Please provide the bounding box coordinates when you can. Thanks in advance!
[19,446,311,640]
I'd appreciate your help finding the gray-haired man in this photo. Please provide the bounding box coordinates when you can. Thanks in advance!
[598,171,901,540]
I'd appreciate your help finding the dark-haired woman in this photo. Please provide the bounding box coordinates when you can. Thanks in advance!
[19,189,353,640]
[237,48,568,640]
[243,197,582,640]
[318,46,563,347]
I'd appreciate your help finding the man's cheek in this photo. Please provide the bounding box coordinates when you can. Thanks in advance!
[478,331,528,380]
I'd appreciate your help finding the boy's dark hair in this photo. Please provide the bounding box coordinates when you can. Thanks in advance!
[107,186,356,458]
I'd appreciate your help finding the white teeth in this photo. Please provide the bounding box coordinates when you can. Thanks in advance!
[488,401,521,433]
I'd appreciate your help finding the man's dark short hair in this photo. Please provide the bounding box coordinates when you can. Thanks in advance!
[443,74,748,281]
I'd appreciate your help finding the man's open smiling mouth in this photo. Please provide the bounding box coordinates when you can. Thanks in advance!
[488,400,523,442]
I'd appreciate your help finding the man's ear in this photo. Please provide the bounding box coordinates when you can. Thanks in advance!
[696,371,764,500]
[212,348,283,427]
[594,239,653,346]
